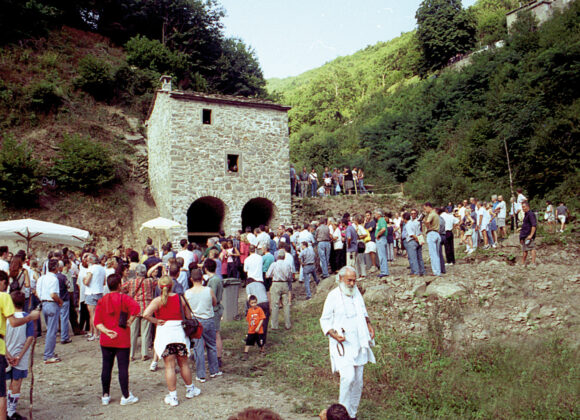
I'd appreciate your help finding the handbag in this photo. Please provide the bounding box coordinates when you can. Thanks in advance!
[357,241,366,253]
[178,294,203,339]
[118,295,129,328]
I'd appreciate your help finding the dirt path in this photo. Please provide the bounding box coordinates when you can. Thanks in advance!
[18,335,312,420]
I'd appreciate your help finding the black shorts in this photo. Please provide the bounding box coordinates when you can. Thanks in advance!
[264,277,272,292]
[245,333,264,348]
[161,343,188,358]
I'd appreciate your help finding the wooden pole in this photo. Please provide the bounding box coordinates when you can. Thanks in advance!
[503,136,515,199]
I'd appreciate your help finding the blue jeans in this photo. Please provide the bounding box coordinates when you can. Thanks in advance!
[192,318,219,378]
[376,236,389,276]
[427,231,441,276]
[303,264,318,298]
[42,301,60,360]
[318,241,331,277]
[472,228,479,249]
[405,240,425,275]
[486,226,495,246]
[311,181,317,197]
[59,300,70,342]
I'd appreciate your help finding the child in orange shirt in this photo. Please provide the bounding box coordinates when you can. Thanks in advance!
[243,295,266,360]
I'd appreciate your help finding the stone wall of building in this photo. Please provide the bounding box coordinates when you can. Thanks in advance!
[146,86,291,243]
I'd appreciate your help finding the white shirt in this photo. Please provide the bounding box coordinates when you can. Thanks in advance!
[256,232,270,250]
[243,253,263,282]
[440,213,459,231]
[497,201,507,218]
[517,193,527,205]
[176,249,195,269]
[85,263,106,295]
[0,259,8,274]
[298,230,314,246]
[36,272,59,301]
[77,265,87,303]
[284,252,296,273]
[6,312,33,370]
[478,207,490,228]
[247,233,258,247]
[332,227,343,250]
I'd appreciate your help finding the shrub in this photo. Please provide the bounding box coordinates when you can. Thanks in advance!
[0,134,41,207]
[51,134,116,192]
[113,64,158,103]
[125,35,188,76]
[26,80,62,112]
[75,55,114,101]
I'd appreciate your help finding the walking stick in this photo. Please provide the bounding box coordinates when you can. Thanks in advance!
[29,331,37,419]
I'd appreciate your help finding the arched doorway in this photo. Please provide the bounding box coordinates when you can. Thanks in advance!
[187,196,226,243]
[241,198,277,231]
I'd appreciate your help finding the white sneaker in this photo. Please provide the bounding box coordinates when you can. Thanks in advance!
[87,334,97,341]
[120,393,139,406]
[186,385,201,398]
[210,371,223,378]
[164,394,179,407]
[102,395,110,406]
[149,361,157,372]
[195,376,206,383]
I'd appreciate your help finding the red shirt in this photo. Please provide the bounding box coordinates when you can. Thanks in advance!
[155,294,183,321]
[246,306,266,334]
[94,292,140,348]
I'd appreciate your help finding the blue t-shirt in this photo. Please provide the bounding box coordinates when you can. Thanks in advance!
[346,225,358,253]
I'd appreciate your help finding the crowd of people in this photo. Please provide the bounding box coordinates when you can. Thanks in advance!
[0,187,571,419]
[290,165,368,197]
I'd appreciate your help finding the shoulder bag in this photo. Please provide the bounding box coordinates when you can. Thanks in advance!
[178,294,203,339]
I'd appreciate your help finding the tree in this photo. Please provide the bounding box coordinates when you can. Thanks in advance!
[0,134,41,207]
[415,0,476,75]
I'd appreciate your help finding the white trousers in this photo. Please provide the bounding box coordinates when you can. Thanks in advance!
[339,364,364,418]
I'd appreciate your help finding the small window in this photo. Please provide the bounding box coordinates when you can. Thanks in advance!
[227,154,239,173]
[202,109,212,124]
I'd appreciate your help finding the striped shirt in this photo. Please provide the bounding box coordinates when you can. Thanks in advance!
[122,277,156,314]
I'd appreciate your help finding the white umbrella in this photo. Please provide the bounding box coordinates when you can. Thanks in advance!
[0,218,91,254]
[140,217,181,251]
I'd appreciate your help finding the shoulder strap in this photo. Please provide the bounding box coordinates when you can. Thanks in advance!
[178,294,194,321]
[131,278,145,299]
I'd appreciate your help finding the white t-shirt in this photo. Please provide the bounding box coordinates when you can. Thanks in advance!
[440,213,459,231]
[298,230,314,246]
[332,227,343,250]
[77,265,87,303]
[85,264,106,295]
[247,233,258,247]
[497,201,506,218]
[517,193,527,205]
[243,253,263,282]
[6,311,33,370]
[256,232,270,250]
[176,249,195,269]
[0,259,8,274]
[479,208,491,229]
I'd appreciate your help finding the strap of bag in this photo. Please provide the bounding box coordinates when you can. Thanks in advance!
[177,294,195,321]
[131,278,145,299]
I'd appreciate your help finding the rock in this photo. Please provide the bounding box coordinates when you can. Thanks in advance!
[124,133,146,144]
[364,285,394,303]
[316,276,337,296]
[425,282,467,299]
[539,306,556,318]
[412,283,427,297]
[526,304,541,319]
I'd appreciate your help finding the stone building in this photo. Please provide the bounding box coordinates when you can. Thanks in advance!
[146,76,292,243]
[506,0,572,30]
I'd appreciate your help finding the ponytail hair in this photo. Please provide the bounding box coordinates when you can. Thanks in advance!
[158,276,173,307]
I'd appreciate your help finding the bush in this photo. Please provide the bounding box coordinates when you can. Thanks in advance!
[125,35,188,76]
[26,80,62,112]
[51,134,116,192]
[113,64,158,104]
[75,55,114,101]
[0,134,41,207]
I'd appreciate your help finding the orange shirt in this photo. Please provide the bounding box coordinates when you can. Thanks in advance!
[246,306,266,334]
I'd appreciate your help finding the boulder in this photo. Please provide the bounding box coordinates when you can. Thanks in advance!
[317,275,338,295]
[425,282,467,299]
[364,285,394,303]
[526,304,541,319]
[412,283,427,297]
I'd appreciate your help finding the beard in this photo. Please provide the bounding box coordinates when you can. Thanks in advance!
[339,281,355,297]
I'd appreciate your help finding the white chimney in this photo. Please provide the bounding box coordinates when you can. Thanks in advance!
[160,75,172,92]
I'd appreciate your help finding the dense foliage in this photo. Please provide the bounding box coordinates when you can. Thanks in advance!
[0,135,41,207]
[0,0,266,96]
[51,134,117,192]
[272,0,579,205]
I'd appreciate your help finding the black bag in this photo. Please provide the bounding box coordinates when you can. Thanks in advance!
[118,295,129,328]
[178,295,202,339]
[9,271,24,292]
[357,241,366,254]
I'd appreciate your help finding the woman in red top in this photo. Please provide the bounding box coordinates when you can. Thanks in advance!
[143,276,200,407]
[94,273,140,406]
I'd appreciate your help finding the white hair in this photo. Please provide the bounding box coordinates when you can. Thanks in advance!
[336,266,356,283]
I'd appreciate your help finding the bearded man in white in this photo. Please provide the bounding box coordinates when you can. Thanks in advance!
[320,266,376,419]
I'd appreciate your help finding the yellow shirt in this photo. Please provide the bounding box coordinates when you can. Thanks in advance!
[0,292,15,355]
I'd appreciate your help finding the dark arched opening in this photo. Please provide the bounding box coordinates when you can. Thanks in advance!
[187,196,225,244]
[241,198,276,231]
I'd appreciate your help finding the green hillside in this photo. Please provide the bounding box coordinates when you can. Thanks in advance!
[269,0,579,206]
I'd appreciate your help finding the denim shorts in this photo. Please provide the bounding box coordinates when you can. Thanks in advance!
[6,367,28,380]
[85,293,103,306]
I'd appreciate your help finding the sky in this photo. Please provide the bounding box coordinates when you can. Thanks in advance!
[219,0,478,79]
